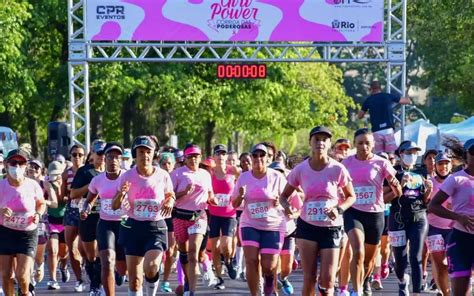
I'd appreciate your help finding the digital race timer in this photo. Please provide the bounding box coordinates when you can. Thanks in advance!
[217,64,267,79]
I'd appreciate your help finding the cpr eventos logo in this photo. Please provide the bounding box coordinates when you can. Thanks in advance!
[96,5,125,20]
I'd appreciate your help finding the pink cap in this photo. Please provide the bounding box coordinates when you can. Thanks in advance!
[184,146,201,157]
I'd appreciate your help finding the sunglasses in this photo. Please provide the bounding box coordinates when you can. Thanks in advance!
[71,153,84,158]
[106,155,122,161]
[8,160,27,166]
[252,153,266,159]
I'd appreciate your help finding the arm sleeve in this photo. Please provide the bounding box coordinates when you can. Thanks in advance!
[88,176,99,195]
[287,166,300,188]
[439,175,456,196]
[361,98,370,112]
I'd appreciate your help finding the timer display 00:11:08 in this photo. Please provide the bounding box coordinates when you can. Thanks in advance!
[217,64,267,79]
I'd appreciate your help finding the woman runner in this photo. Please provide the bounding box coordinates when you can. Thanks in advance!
[81,142,127,295]
[113,136,175,296]
[429,138,474,296]
[0,149,46,296]
[280,126,356,296]
[341,128,401,296]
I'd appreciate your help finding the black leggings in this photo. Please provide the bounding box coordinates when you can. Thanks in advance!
[388,213,428,293]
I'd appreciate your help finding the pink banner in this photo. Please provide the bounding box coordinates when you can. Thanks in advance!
[87,0,384,42]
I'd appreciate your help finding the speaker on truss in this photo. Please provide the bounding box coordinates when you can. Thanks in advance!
[47,122,72,159]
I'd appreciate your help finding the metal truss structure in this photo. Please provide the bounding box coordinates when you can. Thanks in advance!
[69,0,407,150]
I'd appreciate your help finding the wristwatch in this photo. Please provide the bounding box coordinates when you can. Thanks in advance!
[336,206,344,215]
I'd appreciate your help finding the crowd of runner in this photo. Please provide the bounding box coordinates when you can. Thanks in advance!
[0,126,472,296]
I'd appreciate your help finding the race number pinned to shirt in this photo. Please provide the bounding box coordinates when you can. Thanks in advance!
[306,200,335,222]
[215,193,231,207]
[101,199,123,217]
[354,186,376,205]
[133,199,163,220]
[4,213,30,230]
[426,234,445,253]
[388,230,407,247]
[188,218,207,235]
[248,202,271,219]
[37,222,46,236]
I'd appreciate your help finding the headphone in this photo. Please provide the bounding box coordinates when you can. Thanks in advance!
[131,136,155,158]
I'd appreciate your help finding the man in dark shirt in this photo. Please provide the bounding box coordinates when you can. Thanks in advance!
[358,80,412,153]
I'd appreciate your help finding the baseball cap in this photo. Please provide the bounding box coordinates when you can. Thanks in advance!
[269,161,285,173]
[201,157,216,168]
[48,161,65,176]
[309,126,332,139]
[213,144,227,155]
[435,152,451,163]
[184,145,201,157]
[335,138,351,149]
[398,141,421,153]
[251,144,268,154]
[123,149,132,159]
[174,149,184,161]
[92,140,106,154]
[29,159,43,169]
[464,138,474,151]
[132,136,156,151]
[104,142,124,155]
[54,154,66,164]
[423,149,438,160]
[6,149,30,163]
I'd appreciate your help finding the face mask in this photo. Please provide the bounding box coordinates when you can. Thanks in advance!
[402,154,417,166]
[8,166,26,181]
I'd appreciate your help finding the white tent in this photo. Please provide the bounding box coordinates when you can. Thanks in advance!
[394,119,438,154]
[438,116,474,144]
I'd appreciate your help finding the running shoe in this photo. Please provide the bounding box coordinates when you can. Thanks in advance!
[175,285,184,296]
[89,287,101,296]
[47,281,60,290]
[280,278,294,295]
[429,278,437,291]
[372,278,383,290]
[60,268,70,283]
[225,261,238,280]
[338,289,350,296]
[398,274,410,296]
[239,271,247,282]
[74,280,84,292]
[214,277,225,290]
[380,263,389,279]
[34,264,44,283]
[114,272,125,286]
[421,273,428,291]
[363,277,372,295]
[159,281,172,293]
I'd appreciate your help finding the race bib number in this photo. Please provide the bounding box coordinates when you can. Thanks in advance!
[70,198,80,209]
[306,200,333,222]
[133,199,163,220]
[215,194,230,208]
[354,186,376,205]
[37,223,46,236]
[388,230,407,247]
[4,213,30,230]
[426,234,445,252]
[188,219,207,235]
[101,199,123,217]
[248,202,271,219]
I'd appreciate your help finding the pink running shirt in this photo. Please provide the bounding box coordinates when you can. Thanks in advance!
[0,178,44,231]
[232,168,286,233]
[427,177,452,230]
[118,166,174,221]
[287,158,352,227]
[342,154,396,213]
[439,170,474,234]
[89,172,124,221]
[208,166,236,218]
[171,166,213,211]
